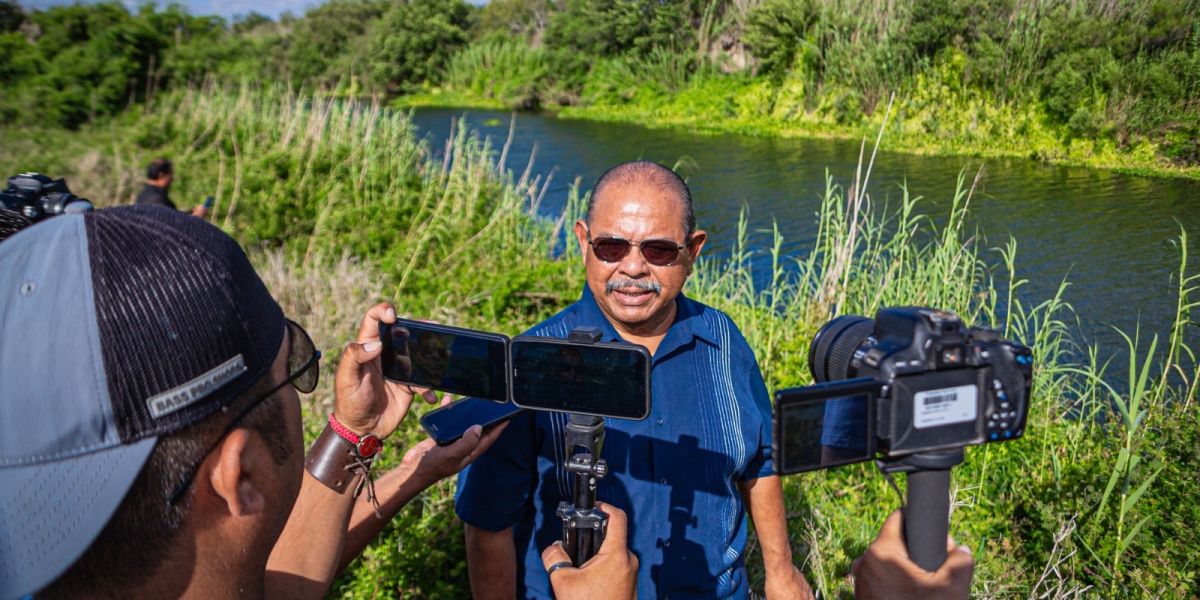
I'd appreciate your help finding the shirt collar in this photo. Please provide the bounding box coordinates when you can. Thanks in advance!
[575,286,719,357]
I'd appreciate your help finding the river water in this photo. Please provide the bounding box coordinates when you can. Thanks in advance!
[411,107,1200,362]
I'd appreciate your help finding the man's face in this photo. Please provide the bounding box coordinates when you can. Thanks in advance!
[573,182,706,334]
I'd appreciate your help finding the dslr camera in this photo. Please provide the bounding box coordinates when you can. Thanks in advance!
[775,306,1033,474]
[0,173,93,224]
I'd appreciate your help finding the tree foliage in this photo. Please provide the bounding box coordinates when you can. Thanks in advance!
[1,0,1198,166]
[367,0,471,93]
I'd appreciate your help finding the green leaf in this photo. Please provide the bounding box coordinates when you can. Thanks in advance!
[1115,515,1154,560]
[1093,447,1130,523]
[1119,464,1164,519]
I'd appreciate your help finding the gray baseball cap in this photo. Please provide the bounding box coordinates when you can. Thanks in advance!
[0,205,283,598]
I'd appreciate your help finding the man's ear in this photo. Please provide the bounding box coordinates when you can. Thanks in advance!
[573,220,590,260]
[686,230,707,266]
[208,428,267,517]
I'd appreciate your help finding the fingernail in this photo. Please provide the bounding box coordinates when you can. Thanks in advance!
[384,307,396,321]
[471,425,483,435]
[959,545,972,555]
[362,341,382,352]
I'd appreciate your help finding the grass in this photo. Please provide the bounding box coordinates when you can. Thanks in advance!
[2,86,1197,598]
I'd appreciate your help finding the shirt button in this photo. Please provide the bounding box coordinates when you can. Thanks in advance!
[663,539,671,548]
[659,478,667,484]
[656,417,664,425]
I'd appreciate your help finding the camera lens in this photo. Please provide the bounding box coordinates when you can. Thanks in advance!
[809,315,874,382]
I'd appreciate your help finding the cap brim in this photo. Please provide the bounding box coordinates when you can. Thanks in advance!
[0,437,156,599]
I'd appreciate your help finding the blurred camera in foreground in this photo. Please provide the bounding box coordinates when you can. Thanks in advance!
[0,173,93,224]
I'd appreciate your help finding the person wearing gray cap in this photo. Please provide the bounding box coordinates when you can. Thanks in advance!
[0,205,503,599]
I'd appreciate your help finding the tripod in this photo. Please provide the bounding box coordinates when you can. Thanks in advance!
[879,448,964,572]
[556,413,609,565]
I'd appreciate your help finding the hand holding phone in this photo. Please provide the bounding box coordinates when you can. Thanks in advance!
[404,414,511,484]
[333,303,438,441]
[420,397,523,446]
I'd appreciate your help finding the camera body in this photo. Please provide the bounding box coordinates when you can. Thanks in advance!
[776,306,1033,474]
[0,173,93,223]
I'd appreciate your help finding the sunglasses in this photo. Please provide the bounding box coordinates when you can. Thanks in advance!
[587,232,687,267]
[166,319,321,505]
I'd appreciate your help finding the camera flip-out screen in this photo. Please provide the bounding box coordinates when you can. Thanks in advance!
[509,337,651,420]
[774,378,880,474]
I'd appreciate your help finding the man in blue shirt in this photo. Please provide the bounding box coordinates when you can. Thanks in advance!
[456,161,813,599]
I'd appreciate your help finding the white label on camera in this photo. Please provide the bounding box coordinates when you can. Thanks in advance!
[913,385,977,429]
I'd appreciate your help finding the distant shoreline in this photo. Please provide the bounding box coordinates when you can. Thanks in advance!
[397,92,1200,182]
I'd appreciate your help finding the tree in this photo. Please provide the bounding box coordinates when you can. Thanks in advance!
[285,0,384,87]
[368,0,470,93]
[0,1,23,33]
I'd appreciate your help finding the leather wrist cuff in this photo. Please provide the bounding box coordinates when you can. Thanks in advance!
[305,424,365,494]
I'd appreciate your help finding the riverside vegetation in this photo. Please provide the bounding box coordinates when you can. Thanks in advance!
[3,86,1197,598]
[1,1,1198,178]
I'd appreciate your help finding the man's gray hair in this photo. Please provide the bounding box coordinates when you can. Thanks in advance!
[586,160,695,236]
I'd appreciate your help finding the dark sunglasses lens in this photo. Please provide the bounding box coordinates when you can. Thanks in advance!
[592,238,631,262]
[640,241,681,266]
[287,321,320,393]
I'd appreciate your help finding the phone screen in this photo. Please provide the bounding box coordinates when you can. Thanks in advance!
[509,338,650,420]
[420,398,523,446]
[774,378,879,474]
[379,320,509,402]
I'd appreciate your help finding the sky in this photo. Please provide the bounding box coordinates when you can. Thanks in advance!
[23,0,329,20]
[22,0,488,20]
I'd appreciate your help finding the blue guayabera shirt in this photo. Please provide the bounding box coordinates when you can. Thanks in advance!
[456,287,775,599]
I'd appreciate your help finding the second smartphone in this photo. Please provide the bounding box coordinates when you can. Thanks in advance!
[420,398,523,445]
[379,319,509,402]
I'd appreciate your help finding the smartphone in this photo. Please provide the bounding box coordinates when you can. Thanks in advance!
[773,378,880,475]
[508,337,651,420]
[379,319,510,402]
[420,397,524,445]
[203,195,215,209]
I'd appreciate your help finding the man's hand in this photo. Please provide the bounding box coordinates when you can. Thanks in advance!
[541,502,638,600]
[399,419,509,488]
[334,303,437,438]
[764,563,814,600]
[191,205,209,219]
[852,509,974,600]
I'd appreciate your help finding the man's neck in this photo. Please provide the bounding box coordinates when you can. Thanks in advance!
[121,534,267,600]
[608,301,677,355]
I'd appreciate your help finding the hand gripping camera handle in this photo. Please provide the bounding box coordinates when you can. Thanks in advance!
[560,505,608,565]
[904,468,951,572]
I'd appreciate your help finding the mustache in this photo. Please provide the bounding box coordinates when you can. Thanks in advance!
[606,279,662,295]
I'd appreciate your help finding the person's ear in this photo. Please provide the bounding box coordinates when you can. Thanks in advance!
[208,428,267,517]
[686,230,707,266]
[573,220,590,260]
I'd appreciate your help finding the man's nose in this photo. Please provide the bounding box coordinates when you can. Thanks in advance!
[617,245,650,276]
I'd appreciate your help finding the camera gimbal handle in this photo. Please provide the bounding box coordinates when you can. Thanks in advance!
[879,449,964,572]
[557,413,608,565]
[556,327,610,565]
